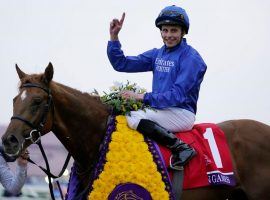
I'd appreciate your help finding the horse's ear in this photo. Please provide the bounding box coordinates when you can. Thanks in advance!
[44,62,54,83]
[15,64,27,79]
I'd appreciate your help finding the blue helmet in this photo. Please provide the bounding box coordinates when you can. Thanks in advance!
[155,5,190,34]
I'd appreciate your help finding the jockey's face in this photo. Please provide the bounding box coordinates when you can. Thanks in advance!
[161,25,185,48]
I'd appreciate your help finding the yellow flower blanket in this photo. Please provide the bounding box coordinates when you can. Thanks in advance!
[88,116,172,200]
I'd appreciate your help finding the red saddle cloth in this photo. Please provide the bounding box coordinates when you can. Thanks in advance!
[158,123,236,189]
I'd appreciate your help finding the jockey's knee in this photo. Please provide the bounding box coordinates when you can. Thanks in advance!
[126,116,140,130]
[126,110,147,130]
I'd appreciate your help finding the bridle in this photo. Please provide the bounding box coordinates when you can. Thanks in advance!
[11,83,53,145]
[9,82,96,200]
[10,83,71,200]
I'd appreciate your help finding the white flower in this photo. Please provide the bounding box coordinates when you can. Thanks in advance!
[109,86,118,91]
[134,85,147,94]
[134,86,141,93]
[113,81,123,88]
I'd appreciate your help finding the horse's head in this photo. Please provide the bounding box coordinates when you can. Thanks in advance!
[2,63,54,158]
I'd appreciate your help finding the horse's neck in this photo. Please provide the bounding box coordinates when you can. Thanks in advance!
[50,82,110,167]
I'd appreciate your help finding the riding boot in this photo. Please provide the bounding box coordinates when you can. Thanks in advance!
[137,119,196,167]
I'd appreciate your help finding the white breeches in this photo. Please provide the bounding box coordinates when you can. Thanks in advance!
[126,107,195,133]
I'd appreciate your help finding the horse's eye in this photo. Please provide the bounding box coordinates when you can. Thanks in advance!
[31,98,42,114]
[33,98,42,105]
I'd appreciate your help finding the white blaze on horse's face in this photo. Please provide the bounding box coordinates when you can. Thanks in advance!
[20,90,27,102]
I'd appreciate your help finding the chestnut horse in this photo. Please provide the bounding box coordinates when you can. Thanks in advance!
[2,63,270,200]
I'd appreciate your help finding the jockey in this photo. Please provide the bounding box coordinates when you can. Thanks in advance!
[107,5,207,167]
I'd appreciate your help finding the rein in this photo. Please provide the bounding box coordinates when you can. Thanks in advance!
[10,83,71,200]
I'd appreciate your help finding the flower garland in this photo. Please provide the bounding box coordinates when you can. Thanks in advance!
[98,81,152,115]
[88,116,170,200]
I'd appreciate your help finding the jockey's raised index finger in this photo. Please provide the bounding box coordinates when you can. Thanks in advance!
[120,12,125,24]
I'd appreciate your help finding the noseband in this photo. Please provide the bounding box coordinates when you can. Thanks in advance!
[11,83,53,144]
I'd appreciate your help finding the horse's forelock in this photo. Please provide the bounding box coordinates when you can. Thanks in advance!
[19,73,47,88]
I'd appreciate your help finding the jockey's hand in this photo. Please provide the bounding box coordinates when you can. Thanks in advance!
[17,149,29,167]
[120,90,144,101]
[110,12,125,41]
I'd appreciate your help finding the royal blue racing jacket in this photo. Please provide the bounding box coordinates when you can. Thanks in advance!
[107,38,207,114]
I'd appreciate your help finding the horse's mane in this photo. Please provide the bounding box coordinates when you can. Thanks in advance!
[19,73,109,112]
[53,82,101,103]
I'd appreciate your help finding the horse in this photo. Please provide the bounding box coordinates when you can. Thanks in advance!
[1,63,270,200]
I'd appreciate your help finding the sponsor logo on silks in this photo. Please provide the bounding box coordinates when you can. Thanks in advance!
[155,58,175,73]
[207,170,236,186]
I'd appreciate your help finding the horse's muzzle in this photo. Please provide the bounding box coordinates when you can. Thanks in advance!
[2,134,21,157]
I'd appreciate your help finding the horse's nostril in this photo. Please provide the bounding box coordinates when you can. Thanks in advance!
[8,135,19,144]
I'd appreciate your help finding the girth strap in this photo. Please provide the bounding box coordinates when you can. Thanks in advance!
[172,167,184,200]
